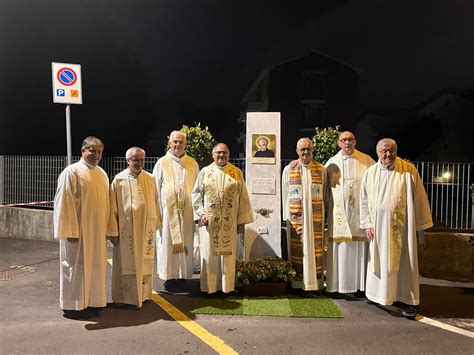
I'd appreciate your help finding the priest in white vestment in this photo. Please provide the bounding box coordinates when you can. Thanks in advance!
[153,131,199,292]
[54,136,110,320]
[282,138,328,291]
[360,138,433,319]
[325,131,375,295]
[108,147,162,308]
[192,143,254,294]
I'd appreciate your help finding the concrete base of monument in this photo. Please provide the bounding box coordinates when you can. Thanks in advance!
[419,231,473,282]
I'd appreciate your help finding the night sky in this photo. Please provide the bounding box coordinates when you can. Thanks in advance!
[1,0,473,156]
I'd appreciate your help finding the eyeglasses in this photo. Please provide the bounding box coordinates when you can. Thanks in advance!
[297,148,313,152]
[339,138,355,143]
[377,148,397,154]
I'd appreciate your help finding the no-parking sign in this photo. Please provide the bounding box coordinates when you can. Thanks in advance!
[52,62,82,104]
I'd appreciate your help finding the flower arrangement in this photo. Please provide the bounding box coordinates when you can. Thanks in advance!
[236,257,296,285]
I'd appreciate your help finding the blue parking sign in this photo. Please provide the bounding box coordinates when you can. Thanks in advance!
[57,89,65,97]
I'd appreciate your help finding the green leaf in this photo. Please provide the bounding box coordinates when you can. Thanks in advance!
[311,125,341,164]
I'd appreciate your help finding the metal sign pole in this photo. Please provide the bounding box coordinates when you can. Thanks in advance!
[66,104,72,165]
[52,62,82,165]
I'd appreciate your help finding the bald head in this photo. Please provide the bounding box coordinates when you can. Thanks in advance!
[338,131,356,155]
[212,143,230,166]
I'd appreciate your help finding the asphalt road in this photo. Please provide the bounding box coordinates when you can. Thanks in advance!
[1,238,472,354]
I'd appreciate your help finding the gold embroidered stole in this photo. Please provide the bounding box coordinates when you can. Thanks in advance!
[366,158,407,273]
[162,155,188,254]
[137,172,160,268]
[116,170,159,275]
[288,160,324,280]
[204,163,240,256]
[328,151,368,242]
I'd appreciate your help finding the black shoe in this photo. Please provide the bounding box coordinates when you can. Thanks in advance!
[63,309,95,320]
[224,289,240,297]
[87,307,103,316]
[402,306,418,319]
[164,279,176,291]
[353,290,366,299]
[164,279,189,294]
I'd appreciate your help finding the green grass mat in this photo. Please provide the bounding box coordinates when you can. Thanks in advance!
[193,291,343,318]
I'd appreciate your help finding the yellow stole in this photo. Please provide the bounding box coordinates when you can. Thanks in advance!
[365,158,407,273]
[327,151,369,242]
[162,155,191,254]
[112,170,160,275]
[204,163,240,256]
[288,160,324,280]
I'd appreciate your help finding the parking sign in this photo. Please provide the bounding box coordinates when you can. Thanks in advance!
[52,62,82,104]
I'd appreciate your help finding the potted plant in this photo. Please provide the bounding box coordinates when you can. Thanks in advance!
[236,257,296,296]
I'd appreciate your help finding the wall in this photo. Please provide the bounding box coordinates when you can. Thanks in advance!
[0,207,55,241]
[419,232,473,282]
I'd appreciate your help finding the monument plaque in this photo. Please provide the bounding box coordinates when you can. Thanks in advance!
[252,178,276,195]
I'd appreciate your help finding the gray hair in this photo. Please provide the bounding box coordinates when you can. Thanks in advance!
[212,142,230,155]
[296,137,313,149]
[81,136,104,149]
[169,130,187,143]
[125,147,145,160]
[376,138,397,151]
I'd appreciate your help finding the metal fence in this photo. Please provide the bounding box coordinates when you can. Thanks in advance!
[0,156,472,230]
[0,156,240,209]
[414,162,473,230]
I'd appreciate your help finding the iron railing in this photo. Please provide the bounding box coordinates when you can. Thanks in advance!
[414,162,473,230]
[0,156,472,230]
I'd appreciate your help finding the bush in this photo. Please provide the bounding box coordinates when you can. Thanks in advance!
[311,125,341,164]
[236,257,296,285]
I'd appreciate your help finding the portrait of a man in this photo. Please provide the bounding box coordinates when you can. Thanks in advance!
[254,135,275,158]
[251,134,276,164]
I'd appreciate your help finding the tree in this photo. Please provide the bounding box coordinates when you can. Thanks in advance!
[171,123,216,168]
[311,125,341,164]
